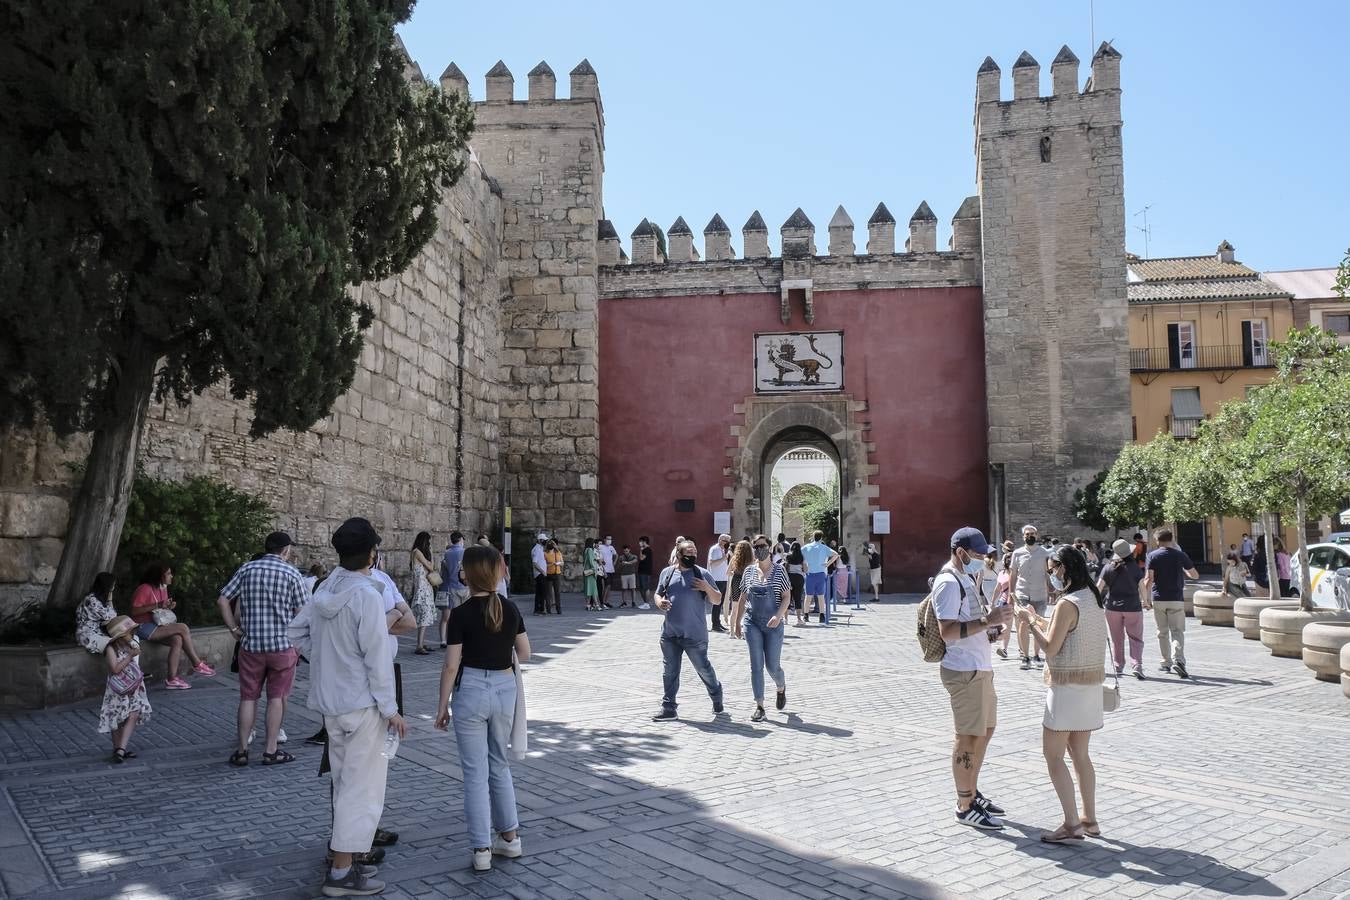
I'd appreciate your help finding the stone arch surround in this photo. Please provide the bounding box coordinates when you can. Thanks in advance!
[725,394,877,548]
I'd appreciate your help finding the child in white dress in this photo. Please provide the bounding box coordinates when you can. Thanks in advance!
[99,616,152,763]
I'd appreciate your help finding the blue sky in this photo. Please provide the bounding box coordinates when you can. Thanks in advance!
[399,1,1347,271]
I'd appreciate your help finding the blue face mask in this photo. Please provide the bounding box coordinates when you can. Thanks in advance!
[1050,573,1065,592]
[964,555,985,575]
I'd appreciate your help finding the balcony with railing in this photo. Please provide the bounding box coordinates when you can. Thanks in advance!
[1129,344,1273,372]
[1166,416,1203,439]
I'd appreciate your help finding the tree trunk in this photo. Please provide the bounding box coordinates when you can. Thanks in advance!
[1264,513,1278,601]
[1295,496,1313,611]
[44,346,157,609]
[1215,516,1226,566]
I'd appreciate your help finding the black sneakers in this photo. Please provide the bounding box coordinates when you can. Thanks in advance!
[751,706,766,722]
[1174,661,1189,679]
[776,688,787,711]
[973,791,1005,816]
[372,828,398,847]
[955,805,1004,830]
[712,698,724,714]
[1020,656,1032,670]
[651,709,677,722]
[322,867,384,896]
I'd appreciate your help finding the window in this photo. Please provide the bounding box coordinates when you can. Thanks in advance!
[1324,313,1350,335]
[1167,322,1196,369]
[1170,387,1203,438]
[1242,319,1269,367]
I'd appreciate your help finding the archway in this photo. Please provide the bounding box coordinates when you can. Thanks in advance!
[725,394,875,555]
[780,481,826,544]
[766,441,839,542]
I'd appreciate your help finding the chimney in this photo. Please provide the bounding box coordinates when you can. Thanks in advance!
[569,59,598,99]
[485,60,514,102]
[907,202,937,253]
[1012,51,1040,100]
[780,208,815,258]
[1051,45,1079,96]
[704,214,733,261]
[827,206,854,257]
[950,196,982,254]
[976,56,1001,105]
[1216,240,1235,264]
[1088,41,1121,92]
[527,61,555,100]
[866,203,896,255]
[597,220,621,266]
[742,211,770,258]
[630,219,658,264]
[439,63,469,100]
[667,217,694,262]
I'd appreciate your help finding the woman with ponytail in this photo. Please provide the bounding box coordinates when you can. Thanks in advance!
[434,545,531,873]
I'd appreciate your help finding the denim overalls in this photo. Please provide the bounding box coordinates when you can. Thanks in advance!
[742,567,787,702]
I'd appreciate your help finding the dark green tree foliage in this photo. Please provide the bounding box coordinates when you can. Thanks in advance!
[798,475,840,542]
[115,471,274,627]
[0,1,473,605]
[1072,466,1111,533]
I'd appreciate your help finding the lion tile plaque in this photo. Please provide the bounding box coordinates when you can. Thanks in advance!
[754,331,843,394]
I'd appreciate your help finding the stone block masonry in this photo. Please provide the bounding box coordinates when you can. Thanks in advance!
[0,153,505,610]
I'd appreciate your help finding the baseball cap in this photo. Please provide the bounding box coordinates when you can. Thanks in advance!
[537,532,549,541]
[331,517,382,556]
[1112,538,1133,560]
[264,531,293,553]
[950,526,992,555]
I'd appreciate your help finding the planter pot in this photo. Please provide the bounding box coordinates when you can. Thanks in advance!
[1193,590,1234,626]
[1341,640,1350,699]
[1260,607,1350,659]
[1302,621,1350,683]
[1233,598,1299,640]
[1183,583,1201,617]
[0,625,235,710]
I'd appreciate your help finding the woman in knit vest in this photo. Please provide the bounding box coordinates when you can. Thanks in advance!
[1015,544,1106,844]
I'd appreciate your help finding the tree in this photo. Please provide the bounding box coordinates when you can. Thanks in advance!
[1163,404,1257,560]
[1228,328,1350,607]
[0,2,473,607]
[798,475,840,542]
[1099,433,1180,533]
[1072,466,1112,533]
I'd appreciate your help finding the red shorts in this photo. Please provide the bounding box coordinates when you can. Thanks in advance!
[237,647,298,701]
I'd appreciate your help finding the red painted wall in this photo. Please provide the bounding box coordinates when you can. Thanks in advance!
[598,286,988,590]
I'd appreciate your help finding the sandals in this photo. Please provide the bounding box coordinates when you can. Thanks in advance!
[1080,819,1102,837]
[414,647,431,655]
[112,748,128,764]
[1040,823,1085,843]
[262,749,295,765]
[228,749,248,767]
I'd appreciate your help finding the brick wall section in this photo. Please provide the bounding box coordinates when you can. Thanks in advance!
[976,46,1131,541]
[0,157,504,611]
[468,69,605,555]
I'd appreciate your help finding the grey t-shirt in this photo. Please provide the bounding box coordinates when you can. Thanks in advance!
[1011,544,1050,603]
[656,564,715,640]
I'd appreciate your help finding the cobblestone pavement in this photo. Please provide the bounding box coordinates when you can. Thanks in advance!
[2,594,1348,899]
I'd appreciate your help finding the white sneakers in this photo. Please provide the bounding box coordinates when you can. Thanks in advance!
[247,728,288,746]
[472,835,522,872]
[638,603,651,610]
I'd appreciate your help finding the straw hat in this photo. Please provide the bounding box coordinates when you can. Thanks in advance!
[105,615,136,641]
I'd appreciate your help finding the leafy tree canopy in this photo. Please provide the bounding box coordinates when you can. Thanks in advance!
[1099,433,1179,530]
[1072,466,1111,533]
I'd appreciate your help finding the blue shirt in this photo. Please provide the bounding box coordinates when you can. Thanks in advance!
[656,564,716,640]
[441,544,466,592]
[1146,546,1194,603]
[801,541,834,574]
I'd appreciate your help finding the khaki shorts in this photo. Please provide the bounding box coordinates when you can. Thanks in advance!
[940,667,997,736]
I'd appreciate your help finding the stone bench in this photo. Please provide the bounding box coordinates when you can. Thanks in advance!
[0,625,236,710]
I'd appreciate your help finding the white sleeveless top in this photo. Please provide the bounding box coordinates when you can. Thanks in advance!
[1045,589,1106,686]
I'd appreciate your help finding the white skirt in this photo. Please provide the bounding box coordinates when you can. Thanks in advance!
[1043,684,1103,732]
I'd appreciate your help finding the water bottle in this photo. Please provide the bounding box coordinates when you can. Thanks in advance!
[380,726,399,760]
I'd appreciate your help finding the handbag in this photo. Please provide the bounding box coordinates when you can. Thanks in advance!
[1102,618,1122,712]
[152,608,177,626]
[508,651,528,760]
[427,569,443,588]
[107,658,144,696]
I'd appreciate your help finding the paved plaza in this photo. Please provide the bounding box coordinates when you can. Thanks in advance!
[1,594,1348,900]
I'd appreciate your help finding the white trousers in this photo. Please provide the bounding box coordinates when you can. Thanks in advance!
[326,706,389,853]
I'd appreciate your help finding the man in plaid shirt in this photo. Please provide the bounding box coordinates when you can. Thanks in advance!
[218,531,308,766]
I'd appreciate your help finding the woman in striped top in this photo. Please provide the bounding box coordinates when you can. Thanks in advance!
[731,534,791,722]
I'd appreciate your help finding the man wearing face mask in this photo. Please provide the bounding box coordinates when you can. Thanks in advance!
[597,535,617,610]
[651,540,725,721]
[934,527,1013,830]
[1007,524,1052,670]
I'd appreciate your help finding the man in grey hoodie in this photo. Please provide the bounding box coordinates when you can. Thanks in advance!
[289,518,406,898]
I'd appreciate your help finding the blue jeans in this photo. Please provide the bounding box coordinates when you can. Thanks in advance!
[451,667,519,848]
[744,618,786,703]
[660,634,722,712]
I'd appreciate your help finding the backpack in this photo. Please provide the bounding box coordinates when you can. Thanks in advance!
[917,569,964,663]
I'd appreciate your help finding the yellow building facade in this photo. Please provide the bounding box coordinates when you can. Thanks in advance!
[1127,243,1297,562]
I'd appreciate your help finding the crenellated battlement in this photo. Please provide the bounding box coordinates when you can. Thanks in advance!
[441,58,603,105]
[596,199,982,269]
[975,42,1119,106]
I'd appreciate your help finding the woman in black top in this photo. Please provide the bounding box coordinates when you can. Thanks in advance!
[787,542,806,624]
[434,546,531,873]
[1095,539,1145,679]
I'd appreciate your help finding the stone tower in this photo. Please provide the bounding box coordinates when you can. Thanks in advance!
[462,60,605,554]
[976,44,1130,541]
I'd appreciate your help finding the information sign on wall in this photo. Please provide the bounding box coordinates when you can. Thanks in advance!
[754,331,844,394]
[872,511,891,535]
[713,511,731,535]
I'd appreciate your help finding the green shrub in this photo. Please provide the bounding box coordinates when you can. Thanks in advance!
[114,471,274,627]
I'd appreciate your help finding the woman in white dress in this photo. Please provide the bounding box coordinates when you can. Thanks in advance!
[1015,544,1106,844]
[410,531,438,654]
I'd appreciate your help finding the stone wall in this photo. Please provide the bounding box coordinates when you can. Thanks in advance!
[0,154,504,612]
[975,44,1131,544]
[459,61,604,557]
